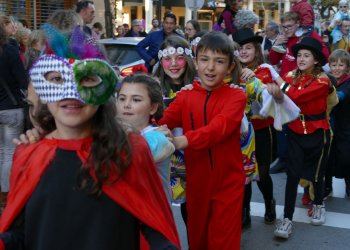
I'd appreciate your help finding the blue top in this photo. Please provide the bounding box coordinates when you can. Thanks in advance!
[142,126,175,203]
[136,29,182,70]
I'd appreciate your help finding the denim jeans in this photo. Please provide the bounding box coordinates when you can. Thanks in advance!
[0,108,24,192]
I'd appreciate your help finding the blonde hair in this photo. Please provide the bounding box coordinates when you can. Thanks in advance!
[47,10,83,33]
[15,27,31,44]
[329,49,350,69]
[24,30,46,70]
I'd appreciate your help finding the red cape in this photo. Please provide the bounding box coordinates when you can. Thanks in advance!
[0,134,180,249]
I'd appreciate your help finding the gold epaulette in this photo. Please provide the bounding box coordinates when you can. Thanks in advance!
[317,73,330,85]
[286,71,295,78]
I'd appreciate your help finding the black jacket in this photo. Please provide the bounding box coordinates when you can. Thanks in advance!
[0,43,28,110]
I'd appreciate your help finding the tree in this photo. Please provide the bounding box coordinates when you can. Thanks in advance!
[309,0,338,19]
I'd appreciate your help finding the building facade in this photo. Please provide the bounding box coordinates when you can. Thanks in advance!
[0,0,292,33]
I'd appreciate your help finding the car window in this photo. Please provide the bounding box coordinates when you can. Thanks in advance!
[104,44,142,66]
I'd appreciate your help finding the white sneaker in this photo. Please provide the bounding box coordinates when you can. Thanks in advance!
[271,45,287,54]
[274,218,293,239]
[311,204,326,226]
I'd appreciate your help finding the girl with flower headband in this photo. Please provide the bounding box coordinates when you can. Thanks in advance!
[154,35,196,227]
[0,24,180,250]
[155,35,196,99]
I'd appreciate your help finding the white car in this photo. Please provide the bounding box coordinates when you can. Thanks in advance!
[98,37,146,77]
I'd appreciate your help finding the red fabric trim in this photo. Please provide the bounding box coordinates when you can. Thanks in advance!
[0,239,5,250]
[337,74,350,87]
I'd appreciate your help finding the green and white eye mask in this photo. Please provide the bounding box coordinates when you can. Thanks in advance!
[73,59,118,106]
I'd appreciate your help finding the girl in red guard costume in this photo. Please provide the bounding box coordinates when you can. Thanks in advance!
[158,32,247,250]
[0,24,180,250]
[273,37,331,239]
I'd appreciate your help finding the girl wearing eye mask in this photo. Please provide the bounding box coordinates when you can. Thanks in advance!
[0,52,180,249]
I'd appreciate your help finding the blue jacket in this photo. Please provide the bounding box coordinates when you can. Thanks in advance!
[136,29,182,70]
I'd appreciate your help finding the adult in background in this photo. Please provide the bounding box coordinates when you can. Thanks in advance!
[124,19,147,37]
[149,18,161,33]
[92,22,106,39]
[217,0,242,36]
[234,9,259,30]
[263,21,279,60]
[136,12,182,73]
[0,23,28,211]
[324,19,350,52]
[185,20,200,44]
[0,16,19,51]
[116,25,125,37]
[15,26,31,63]
[123,23,130,34]
[76,0,95,36]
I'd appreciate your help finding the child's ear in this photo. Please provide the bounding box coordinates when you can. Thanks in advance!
[194,58,198,71]
[227,63,235,75]
[150,103,159,116]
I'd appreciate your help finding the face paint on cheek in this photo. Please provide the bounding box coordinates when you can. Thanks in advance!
[176,57,187,68]
[161,57,187,69]
[161,58,172,68]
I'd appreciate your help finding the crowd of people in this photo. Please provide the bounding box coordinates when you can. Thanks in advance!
[0,0,349,249]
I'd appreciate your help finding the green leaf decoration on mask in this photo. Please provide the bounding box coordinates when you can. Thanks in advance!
[73,59,118,105]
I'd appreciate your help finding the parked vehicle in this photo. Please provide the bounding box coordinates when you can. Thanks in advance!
[98,37,145,77]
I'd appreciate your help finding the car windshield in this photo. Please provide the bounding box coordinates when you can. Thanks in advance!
[104,44,142,66]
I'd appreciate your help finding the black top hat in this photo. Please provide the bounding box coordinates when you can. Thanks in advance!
[233,28,263,46]
[291,37,327,66]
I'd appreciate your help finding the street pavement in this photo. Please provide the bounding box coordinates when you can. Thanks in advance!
[172,174,350,250]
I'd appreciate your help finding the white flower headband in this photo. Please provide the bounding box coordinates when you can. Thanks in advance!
[233,50,240,57]
[158,47,193,60]
[190,37,201,47]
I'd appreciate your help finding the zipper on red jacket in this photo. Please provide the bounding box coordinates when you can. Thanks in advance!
[204,91,213,169]
[190,112,195,129]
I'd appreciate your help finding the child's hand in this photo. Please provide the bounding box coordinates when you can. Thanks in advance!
[173,136,188,150]
[335,19,342,26]
[13,127,44,145]
[229,84,245,92]
[241,68,255,82]
[155,125,174,143]
[266,84,284,101]
[180,84,193,91]
[275,35,288,45]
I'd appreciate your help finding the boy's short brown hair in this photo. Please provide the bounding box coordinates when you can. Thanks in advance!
[329,49,350,69]
[281,11,300,23]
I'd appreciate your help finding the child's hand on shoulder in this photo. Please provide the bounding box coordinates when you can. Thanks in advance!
[179,84,193,92]
[229,83,245,92]
[13,127,44,145]
[155,125,174,143]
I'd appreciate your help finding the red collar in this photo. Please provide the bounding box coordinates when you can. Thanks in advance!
[337,74,350,86]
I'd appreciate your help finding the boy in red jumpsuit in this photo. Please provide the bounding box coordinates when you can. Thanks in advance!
[159,32,247,249]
